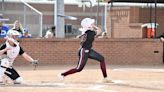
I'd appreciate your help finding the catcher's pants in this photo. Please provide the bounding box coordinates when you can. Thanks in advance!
[0,58,23,83]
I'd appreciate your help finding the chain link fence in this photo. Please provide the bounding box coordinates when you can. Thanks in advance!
[0,0,43,37]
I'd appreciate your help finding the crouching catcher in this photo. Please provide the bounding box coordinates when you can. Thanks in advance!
[0,30,38,85]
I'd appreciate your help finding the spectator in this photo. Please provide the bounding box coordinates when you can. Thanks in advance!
[11,20,24,36]
[20,28,32,38]
[44,26,55,38]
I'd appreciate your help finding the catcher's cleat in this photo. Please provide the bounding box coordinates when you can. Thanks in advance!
[14,77,23,84]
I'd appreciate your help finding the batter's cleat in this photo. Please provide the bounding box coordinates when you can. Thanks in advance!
[58,73,64,81]
[102,77,114,83]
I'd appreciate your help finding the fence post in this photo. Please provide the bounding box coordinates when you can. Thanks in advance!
[56,0,65,38]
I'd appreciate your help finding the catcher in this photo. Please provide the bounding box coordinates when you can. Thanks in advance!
[0,30,38,85]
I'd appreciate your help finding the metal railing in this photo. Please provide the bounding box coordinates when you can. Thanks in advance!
[21,0,43,37]
[0,0,43,37]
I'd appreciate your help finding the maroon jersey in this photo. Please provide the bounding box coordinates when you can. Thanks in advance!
[80,30,96,49]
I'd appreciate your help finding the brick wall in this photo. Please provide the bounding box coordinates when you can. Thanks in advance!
[0,38,163,66]
[107,7,164,38]
[107,7,142,38]
[139,8,164,37]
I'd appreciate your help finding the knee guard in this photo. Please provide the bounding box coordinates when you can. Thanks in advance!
[4,67,20,80]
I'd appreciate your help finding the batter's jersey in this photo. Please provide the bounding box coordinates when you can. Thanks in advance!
[80,30,96,49]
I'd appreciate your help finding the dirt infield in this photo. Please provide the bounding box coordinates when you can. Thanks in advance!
[1,65,164,92]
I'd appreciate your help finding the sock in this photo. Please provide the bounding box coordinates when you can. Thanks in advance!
[100,61,107,78]
[62,68,78,76]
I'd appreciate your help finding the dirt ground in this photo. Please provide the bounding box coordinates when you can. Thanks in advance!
[1,65,164,92]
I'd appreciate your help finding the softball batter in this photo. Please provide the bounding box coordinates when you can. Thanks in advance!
[59,18,113,83]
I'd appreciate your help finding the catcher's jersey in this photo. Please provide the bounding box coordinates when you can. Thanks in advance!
[80,30,96,49]
[0,42,24,65]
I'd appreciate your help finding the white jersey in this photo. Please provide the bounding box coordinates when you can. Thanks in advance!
[0,40,25,67]
[6,41,20,66]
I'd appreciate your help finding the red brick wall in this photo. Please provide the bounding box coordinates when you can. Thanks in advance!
[0,38,163,66]
[107,7,142,38]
